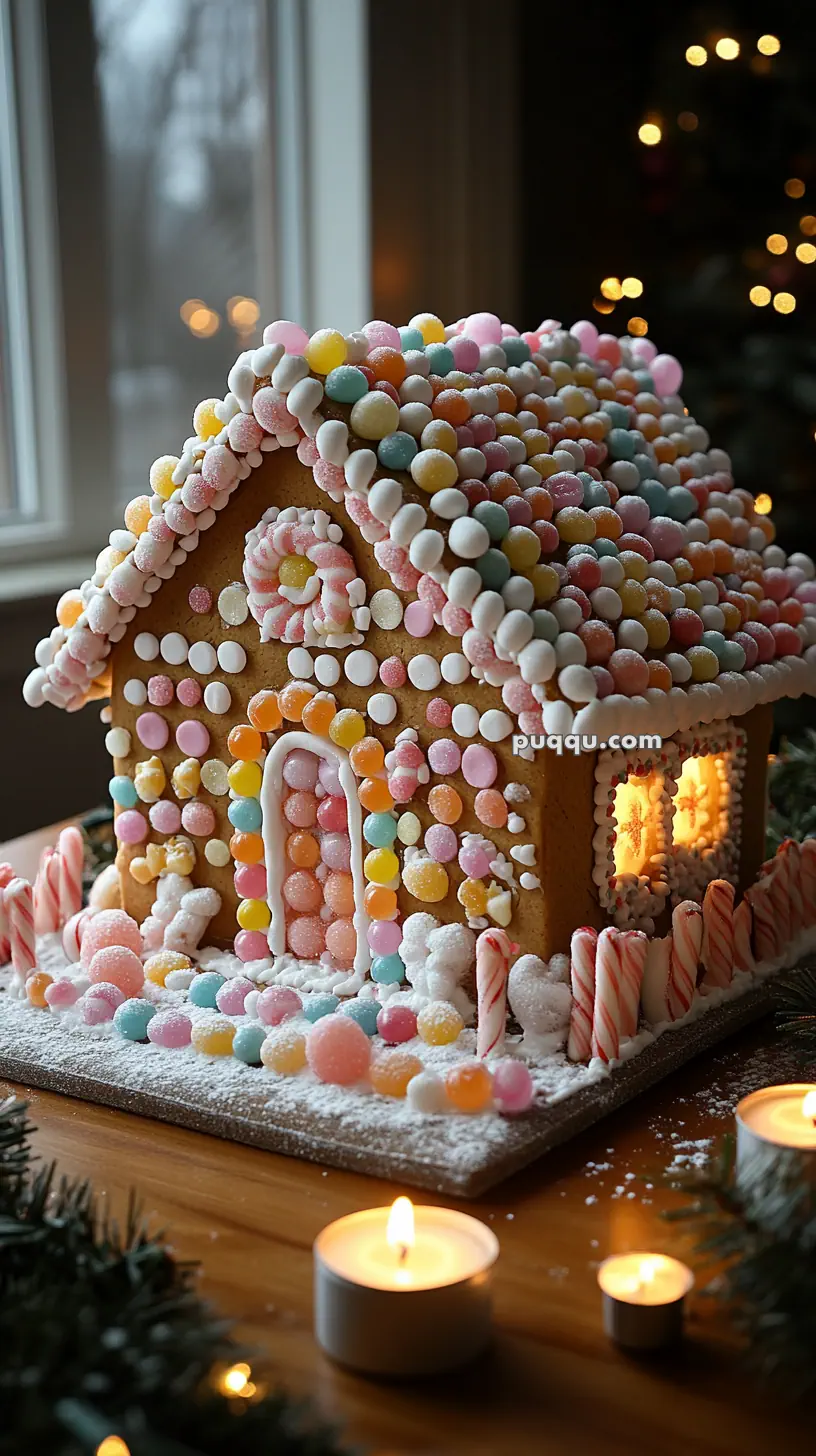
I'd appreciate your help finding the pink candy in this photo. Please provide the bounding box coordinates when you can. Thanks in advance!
[188,585,212,614]
[428,739,461,775]
[88,945,145,998]
[425,698,452,728]
[252,388,298,435]
[464,311,503,347]
[461,744,497,788]
[257,985,302,1026]
[284,791,317,828]
[306,1014,371,1085]
[318,758,343,795]
[44,978,80,1009]
[136,712,169,751]
[491,1058,534,1114]
[615,495,650,534]
[149,800,182,834]
[234,863,267,898]
[450,336,481,372]
[283,749,319,790]
[459,842,492,878]
[147,1010,193,1048]
[321,833,351,871]
[147,674,174,707]
[363,319,401,349]
[379,656,407,688]
[216,977,254,1015]
[367,919,402,955]
[608,648,650,696]
[424,824,458,862]
[81,910,142,966]
[287,915,326,958]
[650,353,683,396]
[548,473,584,510]
[263,318,309,353]
[376,1004,418,1045]
[570,319,599,357]
[114,810,148,845]
[317,795,348,832]
[645,516,685,561]
[403,601,435,637]
[181,802,216,837]
[234,929,269,963]
[177,678,202,708]
[175,720,210,758]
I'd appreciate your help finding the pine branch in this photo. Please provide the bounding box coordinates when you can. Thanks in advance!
[774,965,816,1061]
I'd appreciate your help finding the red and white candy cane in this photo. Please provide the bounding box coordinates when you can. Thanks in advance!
[0,861,14,962]
[745,880,778,962]
[733,898,755,975]
[567,926,597,1062]
[700,879,735,990]
[475,928,517,1059]
[801,838,816,927]
[780,839,804,941]
[34,845,61,934]
[668,901,702,1021]
[591,927,623,1063]
[618,928,647,1038]
[4,877,36,984]
[767,852,792,950]
[57,825,84,924]
[62,908,92,963]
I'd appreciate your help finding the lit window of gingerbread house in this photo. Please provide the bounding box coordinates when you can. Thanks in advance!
[671,753,723,851]
[612,770,665,878]
[666,723,747,901]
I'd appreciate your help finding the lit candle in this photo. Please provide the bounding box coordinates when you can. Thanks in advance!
[597,1252,694,1351]
[313,1197,499,1375]
[736,1084,816,1184]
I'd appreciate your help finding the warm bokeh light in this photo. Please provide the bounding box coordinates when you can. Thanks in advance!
[601,277,624,301]
[678,111,699,132]
[96,1441,130,1456]
[179,297,206,324]
[796,243,816,264]
[801,215,816,236]
[672,756,720,849]
[187,306,221,338]
[592,296,615,315]
[715,37,740,60]
[754,492,773,514]
[749,285,772,306]
[628,316,649,336]
[685,44,707,67]
[227,295,261,330]
[766,233,788,255]
[785,178,806,199]
[757,34,781,56]
[220,1361,252,1396]
[621,277,643,298]
[773,292,796,314]
[638,122,662,146]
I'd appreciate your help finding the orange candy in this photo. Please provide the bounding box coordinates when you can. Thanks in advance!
[428,784,463,825]
[685,541,715,581]
[364,883,398,919]
[26,970,53,1008]
[301,692,337,736]
[704,508,733,542]
[367,346,406,388]
[711,540,734,574]
[349,736,385,778]
[323,871,355,916]
[370,1051,423,1099]
[445,1061,493,1113]
[433,389,470,426]
[358,777,394,813]
[229,831,264,864]
[227,724,263,761]
[56,590,84,629]
[248,690,282,733]
[647,660,673,692]
[286,831,320,868]
[588,506,622,540]
[278,680,315,722]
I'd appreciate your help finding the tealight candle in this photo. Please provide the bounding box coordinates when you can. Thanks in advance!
[313,1197,499,1375]
[735,1084,816,1184]
[597,1252,694,1351]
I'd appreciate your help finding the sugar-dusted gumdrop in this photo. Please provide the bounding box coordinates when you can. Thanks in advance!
[306,1014,371,1085]
[188,971,226,1008]
[216,976,254,1016]
[406,1070,449,1114]
[26,970,53,1008]
[303,993,339,1023]
[113,998,156,1042]
[191,1016,235,1056]
[370,1050,423,1098]
[445,1061,493,1112]
[261,1022,307,1075]
[376,1004,418,1044]
[88,945,145,998]
[257,985,302,1026]
[83,981,126,1023]
[80,909,141,967]
[147,1010,193,1048]
[144,950,191,986]
[232,1023,268,1065]
[491,1058,535,1114]
[402,859,449,904]
[339,999,381,1036]
[44,977,80,1010]
[417,1001,464,1046]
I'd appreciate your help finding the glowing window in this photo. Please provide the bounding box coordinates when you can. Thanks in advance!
[672,754,724,851]
[613,770,664,877]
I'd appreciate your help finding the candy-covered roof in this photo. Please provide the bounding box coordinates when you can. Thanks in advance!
[24,311,816,742]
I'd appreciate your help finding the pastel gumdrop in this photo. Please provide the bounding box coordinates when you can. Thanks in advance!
[44,977,81,1010]
[113,998,157,1042]
[188,971,226,1008]
[191,1016,236,1056]
[406,1070,449,1114]
[261,1022,308,1075]
[88,945,145,998]
[144,950,192,986]
[306,1014,371,1085]
[257,985,302,1026]
[147,1010,193,1048]
[417,1001,464,1046]
[491,1058,535,1114]
[215,976,254,1016]
[376,1003,418,1045]
[80,909,142,967]
[445,1061,493,1112]
[303,993,340,1023]
[370,1050,423,1098]
[26,970,53,1008]
[340,999,381,1036]
[232,1023,268,1065]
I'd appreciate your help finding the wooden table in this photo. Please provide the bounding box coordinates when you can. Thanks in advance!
[2,826,811,1455]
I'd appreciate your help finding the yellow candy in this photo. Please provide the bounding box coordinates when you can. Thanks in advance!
[550,360,575,388]
[410,449,459,494]
[228,760,263,797]
[145,950,191,986]
[124,494,152,535]
[192,1017,235,1057]
[720,602,741,633]
[146,841,167,877]
[681,583,704,611]
[237,897,271,931]
[493,411,523,438]
[458,877,488,916]
[304,328,347,374]
[396,812,421,845]
[172,758,201,801]
[555,507,595,545]
[261,1024,307,1075]
[558,385,591,419]
[95,546,126,580]
[329,708,366,749]
[370,1051,423,1098]
[529,453,559,479]
[134,755,166,803]
[204,838,231,868]
[165,836,195,876]
[529,564,560,603]
[686,645,720,682]
[278,554,316,589]
[417,1001,464,1046]
[640,608,670,649]
[56,590,84,629]
[409,312,445,345]
[502,526,541,572]
[619,550,648,582]
[618,579,648,617]
[402,859,449,904]
[349,392,400,440]
[420,419,458,455]
[364,847,399,884]
[192,399,222,440]
[128,856,155,886]
[149,455,180,500]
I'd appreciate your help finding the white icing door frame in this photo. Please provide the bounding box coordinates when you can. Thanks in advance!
[260,729,371,977]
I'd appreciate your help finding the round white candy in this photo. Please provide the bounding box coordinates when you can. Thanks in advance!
[502,577,535,612]
[201,759,230,794]
[447,566,482,608]
[344,649,378,686]
[368,478,403,523]
[287,647,314,679]
[558,665,597,703]
[431,488,469,521]
[105,726,131,757]
[204,838,231,867]
[554,632,587,667]
[123,678,147,706]
[406,1070,448,1114]
[617,620,649,654]
[398,400,433,433]
[204,681,231,713]
[390,503,426,546]
[160,632,188,666]
[479,709,513,742]
[314,654,341,686]
[370,590,403,630]
[134,632,159,662]
[217,584,249,626]
[590,587,623,621]
[367,692,397,725]
[451,702,479,737]
[441,652,470,685]
[518,640,556,685]
[448,517,490,560]
[552,597,583,633]
[187,641,217,675]
[408,528,444,571]
[217,641,246,673]
[407,654,442,691]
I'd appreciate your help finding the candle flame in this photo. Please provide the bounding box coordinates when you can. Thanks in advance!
[802,1090,816,1124]
[638,1257,659,1285]
[386,1196,415,1265]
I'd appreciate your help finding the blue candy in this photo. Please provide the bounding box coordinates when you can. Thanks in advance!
[371,953,405,986]
[718,640,746,671]
[424,342,455,377]
[377,431,418,471]
[594,537,620,557]
[340,1000,381,1036]
[607,428,636,460]
[472,501,510,541]
[638,480,670,516]
[109,775,138,809]
[325,365,369,404]
[303,994,340,1023]
[363,813,398,848]
[399,326,425,351]
[228,797,262,832]
[232,1023,267,1065]
[665,485,698,522]
[475,549,512,590]
[603,402,630,429]
[113,998,156,1041]
[501,336,531,366]
[188,971,226,1009]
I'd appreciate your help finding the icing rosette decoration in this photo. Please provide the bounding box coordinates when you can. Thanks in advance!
[244,507,357,646]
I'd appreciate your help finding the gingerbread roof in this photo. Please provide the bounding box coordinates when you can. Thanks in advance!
[24,312,816,745]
